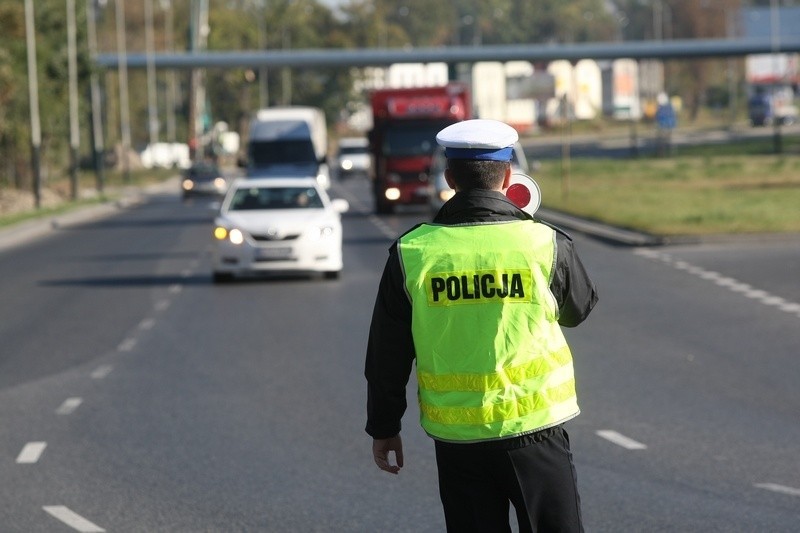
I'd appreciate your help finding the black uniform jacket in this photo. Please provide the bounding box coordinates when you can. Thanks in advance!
[365,189,598,441]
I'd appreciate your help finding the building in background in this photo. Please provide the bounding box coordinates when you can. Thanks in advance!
[741,6,800,125]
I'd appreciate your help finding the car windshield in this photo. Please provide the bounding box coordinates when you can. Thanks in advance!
[338,145,367,155]
[228,186,324,211]
[382,121,451,157]
[186,164,220,181]
[249,140,317,167]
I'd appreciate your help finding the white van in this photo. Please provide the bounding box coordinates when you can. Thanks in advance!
[246,106,330,188]
[334,137,371,180]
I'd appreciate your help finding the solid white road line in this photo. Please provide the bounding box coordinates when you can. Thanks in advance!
[755,483,800,497]
[16,442,47,464]
[91,365,113,379]
[596,430,648,450]
[42,506,106,532]
[56,397,83,415]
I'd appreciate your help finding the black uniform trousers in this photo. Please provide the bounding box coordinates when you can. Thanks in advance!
[434,425,584,533]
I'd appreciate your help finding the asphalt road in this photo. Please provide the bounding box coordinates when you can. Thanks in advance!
[1,178,799,532]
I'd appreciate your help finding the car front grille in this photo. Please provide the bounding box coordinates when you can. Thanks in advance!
[251,233,300,242]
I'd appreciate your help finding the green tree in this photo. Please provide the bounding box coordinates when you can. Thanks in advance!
[0,0,93,189]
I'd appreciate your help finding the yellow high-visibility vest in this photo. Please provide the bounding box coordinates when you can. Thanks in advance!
[398,221,579,442]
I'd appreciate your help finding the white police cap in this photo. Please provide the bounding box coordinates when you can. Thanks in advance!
[436,119,519,161]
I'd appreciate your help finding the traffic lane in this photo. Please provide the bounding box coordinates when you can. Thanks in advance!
[1,192,446,531]
[650,238,800,306]
[567,236,800,530]
[334,179,800,527]
[0,194,218,530]
[7,181,800,530]
[0,193,213,391]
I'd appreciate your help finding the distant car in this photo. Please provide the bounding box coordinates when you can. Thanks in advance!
[211,177,349,282]
[428,141,530,214]
[181,162,228,199]
[335,137,371,179]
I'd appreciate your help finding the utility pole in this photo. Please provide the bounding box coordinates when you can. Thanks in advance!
[115,0,132,182]
[161,0,177,143]
[67,0,80,201]
[770,0,783,154]
[189,0,209,161]
[144,0,159,147]
[257,0,269,109]
[87,0,106,194]
[24,0,42,209]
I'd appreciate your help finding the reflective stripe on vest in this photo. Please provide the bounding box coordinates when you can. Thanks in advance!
[398,221,579,442]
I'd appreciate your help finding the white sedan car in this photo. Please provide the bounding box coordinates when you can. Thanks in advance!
[211,178,349,282]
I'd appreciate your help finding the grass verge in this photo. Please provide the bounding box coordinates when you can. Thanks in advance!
[0,168,177,228]
[535,141,800,236]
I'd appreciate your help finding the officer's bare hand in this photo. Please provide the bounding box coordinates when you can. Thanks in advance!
[373,434,404,475]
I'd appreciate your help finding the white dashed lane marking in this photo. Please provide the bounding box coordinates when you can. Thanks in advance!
[634,249,800,318]
[91,365,113,379]
[42,506,106,532]
[755,483,800,497]
[596,430,648,450]
[117,337,137,352]
[16,442,47,464]
[138,317,156,330]
[55,397,83,415]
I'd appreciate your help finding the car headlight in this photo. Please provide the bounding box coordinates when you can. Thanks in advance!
[384,188,401,201]
[214,177,226,189]
[229,228,244,244]
[341,159,353,170]
[214,226,245,244]
[182,179,194,191]
[438,189,455,202]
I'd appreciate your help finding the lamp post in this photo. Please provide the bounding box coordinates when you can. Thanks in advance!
[114,0,132,182]
[770,0,782,153]
[159,0,177,143]
[144,0,159,147]
[24,0,42,208]
[189,0,209,160]
[86,0,105,194]
[67,0,80,200]
[256,0,269,109]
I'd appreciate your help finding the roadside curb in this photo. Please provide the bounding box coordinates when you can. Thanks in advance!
[538,208,800,247]
[537,208,664,247]
[0,178,178,253]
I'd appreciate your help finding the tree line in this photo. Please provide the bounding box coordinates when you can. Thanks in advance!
[0,0,780,190]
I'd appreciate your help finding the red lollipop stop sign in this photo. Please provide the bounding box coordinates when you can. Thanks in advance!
[504,173,541,216]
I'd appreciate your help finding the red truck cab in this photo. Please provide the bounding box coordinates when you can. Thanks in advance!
[368,83,471,214]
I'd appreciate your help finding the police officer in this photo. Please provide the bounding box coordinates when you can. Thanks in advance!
[365,119,598,532]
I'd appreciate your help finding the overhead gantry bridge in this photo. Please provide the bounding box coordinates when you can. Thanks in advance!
[95,37,800,70]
